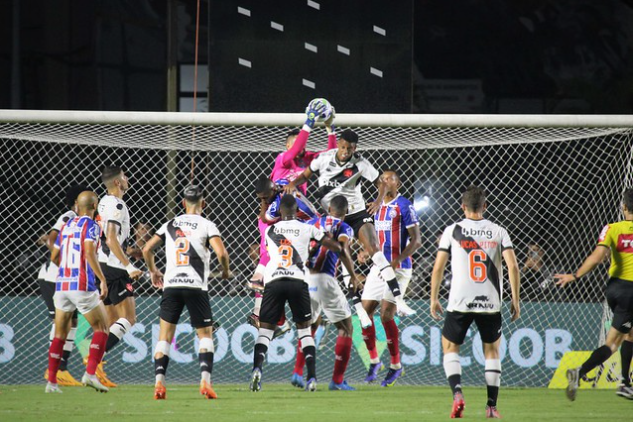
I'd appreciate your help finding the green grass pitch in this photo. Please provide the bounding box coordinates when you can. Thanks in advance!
[1,384,630,422]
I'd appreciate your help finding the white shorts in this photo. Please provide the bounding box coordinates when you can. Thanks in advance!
[53,290,101,315]
[308,273,352,324]
[361,267,412,304]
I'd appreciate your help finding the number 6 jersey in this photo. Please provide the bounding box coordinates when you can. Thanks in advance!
[438,218,513,313]
[156,214,221,291]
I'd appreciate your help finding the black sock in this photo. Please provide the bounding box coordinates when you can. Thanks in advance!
[59,350,71,371]
[155,355,170,378]
[303,345,317,380]
[621,340,633,386]
[199,352,214,377]
[448,374,462,395]
[105,333,121,352]
[253,343,268,370]
[487,386,499,407]
[579,345,612,379]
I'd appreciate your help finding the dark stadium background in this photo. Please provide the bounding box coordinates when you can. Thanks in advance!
[1,0,632,302]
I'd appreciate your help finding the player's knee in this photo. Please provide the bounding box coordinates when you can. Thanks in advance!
[337,320,353,337]
[380,305,396,323]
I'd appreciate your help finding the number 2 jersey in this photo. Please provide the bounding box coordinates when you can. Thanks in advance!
[265,220,325,284]
[156,214,221,291]
[54,216,101,292]
[438,218,513,313]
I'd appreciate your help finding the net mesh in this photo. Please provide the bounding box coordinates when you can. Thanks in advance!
[1,112,632,387]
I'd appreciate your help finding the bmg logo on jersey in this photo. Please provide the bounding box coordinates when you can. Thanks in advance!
[273,226,300,237]
[461,227,493,239]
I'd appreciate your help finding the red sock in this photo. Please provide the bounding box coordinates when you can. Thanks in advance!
[294,340,305,376]
[383,319,400,365]
[47,338,65,383]
[332,336,352,384]
[362,323,379,360]
[277,314,286,326]
[86,331,108,375]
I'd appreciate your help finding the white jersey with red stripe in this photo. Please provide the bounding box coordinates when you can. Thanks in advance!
[438,218,513,313]
[264,220,325,284]
[44,210,77,282]
[373,194,419,269]
[156,214,221,291]
[97,194,131,270]
[53,216,101,292]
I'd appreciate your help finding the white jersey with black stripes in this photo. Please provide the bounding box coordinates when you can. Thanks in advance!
[156,214,221,291]
[438,218,513,313]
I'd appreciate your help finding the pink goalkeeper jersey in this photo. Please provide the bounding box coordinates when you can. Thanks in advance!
[269,127,337,194]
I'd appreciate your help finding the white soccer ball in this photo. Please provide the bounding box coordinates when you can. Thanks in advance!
[306,98,335,122]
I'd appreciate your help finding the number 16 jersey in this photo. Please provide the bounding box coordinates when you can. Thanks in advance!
[438,218,513,313]
[156,214,221,291]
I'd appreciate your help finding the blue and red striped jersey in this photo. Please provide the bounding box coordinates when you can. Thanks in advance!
[265,179,320,223]
[307,215,353,277]
[374,195,419,269]
[54,216,101,292]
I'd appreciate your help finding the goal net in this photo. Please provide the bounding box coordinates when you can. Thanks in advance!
[1,110,632,387]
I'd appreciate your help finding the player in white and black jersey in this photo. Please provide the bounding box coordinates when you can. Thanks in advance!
[143,185,230,400]
[40,184,87,387]
[285,129,415,317]
[430,186,520,419]
[97,166,144,370]
[250,194,342,393]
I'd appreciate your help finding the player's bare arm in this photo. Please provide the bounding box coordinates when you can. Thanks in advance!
[391,225,422,270]
[502,248,521,321]
[284,167,314,194]
[85,240,109,301]
[209,236,230,279]
[554,245,610,287]
[50,242,61,267]
[46,229,59,254]
[105,221,142,280]
[366,175,387,216]
[430,250,450,320]
[142,234,164,288]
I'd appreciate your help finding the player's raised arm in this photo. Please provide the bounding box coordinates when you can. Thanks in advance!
[502,248,521,321]
[209,236,230,279]
[142,234,164,289]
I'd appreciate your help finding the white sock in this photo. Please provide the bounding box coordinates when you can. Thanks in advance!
[109,318,132,340]
[64,327,76,352]
[156,374,165,383]
[49,323,56,343]
[485,359,501,387]
[443,353,462,378]
[253,297,263,316]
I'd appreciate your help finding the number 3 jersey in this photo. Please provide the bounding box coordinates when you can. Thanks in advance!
[156,214,221,291]
[438,218,513,313]
[265,220,325,284]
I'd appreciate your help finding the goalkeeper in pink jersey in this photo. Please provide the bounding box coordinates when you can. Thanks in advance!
[248,100,337,329]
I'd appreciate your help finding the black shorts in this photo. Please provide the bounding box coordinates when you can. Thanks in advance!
[159,288,214,328]
[100,263,135,306]
[606,277,633,333]
[259,278,312,325]
[39,279,78,320]
[443,311,502,345]
[344,210,374,238]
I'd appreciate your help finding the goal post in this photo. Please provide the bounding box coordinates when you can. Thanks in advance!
[0,110,632,386]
